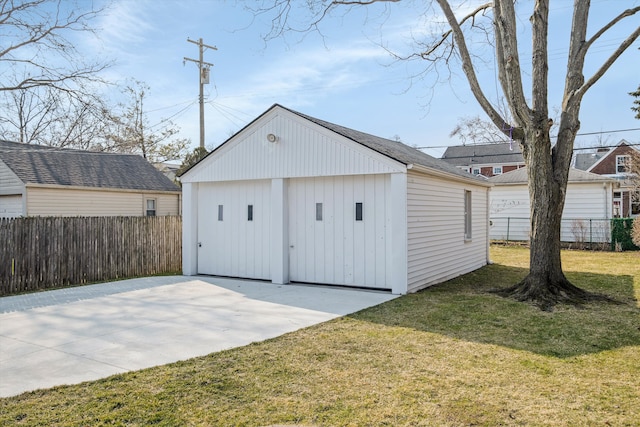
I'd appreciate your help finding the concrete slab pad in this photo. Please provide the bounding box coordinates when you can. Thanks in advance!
[0,276,397,397]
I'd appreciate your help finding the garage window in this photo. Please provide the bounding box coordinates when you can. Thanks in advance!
[464,190,472,240]
[248,205,253,221]
[355,202,363,221]
[316,203,323,221]
[218,205,223,221]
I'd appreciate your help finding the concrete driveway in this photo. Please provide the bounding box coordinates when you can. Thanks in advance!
[0,276,397,398]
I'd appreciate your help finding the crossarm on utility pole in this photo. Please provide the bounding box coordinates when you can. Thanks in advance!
[184,38,217,149]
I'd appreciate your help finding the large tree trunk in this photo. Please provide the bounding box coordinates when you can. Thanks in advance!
[495,131,608,310]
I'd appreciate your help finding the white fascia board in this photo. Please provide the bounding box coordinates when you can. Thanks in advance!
[410,164,493,188]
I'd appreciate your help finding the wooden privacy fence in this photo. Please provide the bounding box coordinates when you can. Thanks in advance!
[0,216,182,296]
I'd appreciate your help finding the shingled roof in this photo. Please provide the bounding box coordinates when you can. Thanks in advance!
[0,140,180,192]
[441,143,524,166]
[488,166,616,184]
[281,105,487,183]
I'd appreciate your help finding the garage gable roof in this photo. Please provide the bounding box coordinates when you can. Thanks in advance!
[0,140,180,192]
[184,104,485,185]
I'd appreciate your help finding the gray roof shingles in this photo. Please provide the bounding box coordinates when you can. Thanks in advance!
[0,140,180,192]
[441,143,525,166]
[488,166,615,184]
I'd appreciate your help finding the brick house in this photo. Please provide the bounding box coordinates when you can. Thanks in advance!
[573,140,639,217]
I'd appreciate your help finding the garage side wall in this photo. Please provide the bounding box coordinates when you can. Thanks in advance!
[407,171,488,293]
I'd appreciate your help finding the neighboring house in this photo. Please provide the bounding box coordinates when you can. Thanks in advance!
[488,167,617,243]
[441,143,525,177]
[573,140,639,217]
[0,140,181,218]
[181,104,492,295]
[154,162,181,183]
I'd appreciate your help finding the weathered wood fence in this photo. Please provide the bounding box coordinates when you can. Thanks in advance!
[0,216,182,296]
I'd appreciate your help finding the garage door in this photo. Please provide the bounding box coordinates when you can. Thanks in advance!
[288,175,389,289]
[0,195,23,218]
[197,180,271,280]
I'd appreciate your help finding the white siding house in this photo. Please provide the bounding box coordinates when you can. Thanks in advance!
[0,140,181,218]
[489,167,617,243]
[181,104,491,294]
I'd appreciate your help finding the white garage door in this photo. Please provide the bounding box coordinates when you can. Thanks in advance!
[197,180,271,280]
[288,175,389,289]
[0,195,23,218]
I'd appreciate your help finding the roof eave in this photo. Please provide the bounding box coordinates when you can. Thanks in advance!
[410,163,493,187]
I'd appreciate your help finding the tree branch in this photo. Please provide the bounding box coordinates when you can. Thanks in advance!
[493,0,530,128]
[434,0,524,141]
[419,2,492,58]
[577,10,640,99]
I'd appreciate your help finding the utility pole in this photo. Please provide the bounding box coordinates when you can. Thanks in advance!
[184,38,217,149]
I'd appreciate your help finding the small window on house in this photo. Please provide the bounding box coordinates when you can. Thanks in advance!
[218,205,223,221]
[316,203,323,221]
[616,155,630,173]
[464,190,472,240]
[248,205,253,221]
[355,202,363,221]
[493,166,503,175]
[472,168,481,175]
[146,199,156,216]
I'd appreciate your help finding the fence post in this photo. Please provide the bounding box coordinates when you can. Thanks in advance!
[589,219,592,250]
[506,217,510,243]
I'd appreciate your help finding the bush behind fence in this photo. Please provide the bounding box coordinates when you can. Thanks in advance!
[0,216,182,296]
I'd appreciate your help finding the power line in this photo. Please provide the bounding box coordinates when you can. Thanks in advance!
[416,127,640,149]
[438,143,639,161]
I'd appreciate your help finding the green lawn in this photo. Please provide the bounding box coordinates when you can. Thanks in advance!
[2,246,639,426]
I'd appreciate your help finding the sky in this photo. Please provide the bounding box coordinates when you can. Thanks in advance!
[74,0,639,159]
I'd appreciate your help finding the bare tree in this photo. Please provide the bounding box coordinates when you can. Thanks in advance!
[99,81,190,164]
[450,115,511,145]
[0,79,111,148]
[252,1,640,309]
[0,0,109,93]
[0,0,114,148]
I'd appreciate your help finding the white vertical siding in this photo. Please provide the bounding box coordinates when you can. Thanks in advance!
[407,171,488,293]
[288,174,390,289]
[197,180,271,280]
[182,108,405,183]
[182,183,198,276]
[25,187,180,216]
[0,160,24,195]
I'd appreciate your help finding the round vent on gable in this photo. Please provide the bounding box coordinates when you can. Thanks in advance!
[267,133,278,143]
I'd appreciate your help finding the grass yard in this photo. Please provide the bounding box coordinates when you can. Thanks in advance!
[1,246,639,426]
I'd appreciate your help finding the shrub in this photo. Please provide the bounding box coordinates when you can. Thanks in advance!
[633,217,640,247]
[611,218,639,251]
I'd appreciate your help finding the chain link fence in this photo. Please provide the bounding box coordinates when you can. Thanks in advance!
[490,217,612,250]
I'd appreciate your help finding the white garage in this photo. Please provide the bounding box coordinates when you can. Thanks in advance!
[181,104,491,294]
